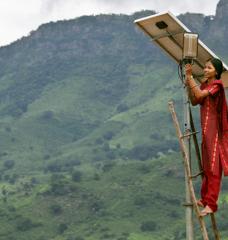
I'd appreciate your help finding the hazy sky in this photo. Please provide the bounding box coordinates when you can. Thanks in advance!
[0,0,220,47]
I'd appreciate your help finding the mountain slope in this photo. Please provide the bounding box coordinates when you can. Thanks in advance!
[0,3,228,240]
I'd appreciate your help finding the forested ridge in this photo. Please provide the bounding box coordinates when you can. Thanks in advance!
[0,1,228,239]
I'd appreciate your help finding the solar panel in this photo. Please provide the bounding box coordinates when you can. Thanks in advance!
[134,11,228,88]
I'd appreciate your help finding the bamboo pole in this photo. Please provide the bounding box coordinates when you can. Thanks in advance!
[210,214,220,240]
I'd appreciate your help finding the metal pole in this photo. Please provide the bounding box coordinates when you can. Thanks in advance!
[182,63,194,240]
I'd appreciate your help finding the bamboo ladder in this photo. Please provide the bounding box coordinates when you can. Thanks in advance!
[168,101,220,240]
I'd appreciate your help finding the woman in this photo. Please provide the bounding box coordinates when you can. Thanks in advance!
[185,58,228,216]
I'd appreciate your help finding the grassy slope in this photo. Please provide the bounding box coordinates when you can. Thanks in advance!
[0,10,227,240]
[1,67,228,239]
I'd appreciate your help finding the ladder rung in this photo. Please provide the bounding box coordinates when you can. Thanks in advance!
[190,171,204,179]
[181,131,199,139]
[182,202,193,207]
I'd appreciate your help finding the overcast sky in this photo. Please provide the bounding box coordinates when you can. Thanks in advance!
[0,0,220,47]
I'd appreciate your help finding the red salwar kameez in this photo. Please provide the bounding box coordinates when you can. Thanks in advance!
[199,79,228,212]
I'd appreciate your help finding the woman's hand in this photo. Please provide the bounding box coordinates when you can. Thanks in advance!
[185,64,192,86]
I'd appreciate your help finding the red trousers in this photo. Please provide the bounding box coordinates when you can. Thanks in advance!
[200,159,223,212]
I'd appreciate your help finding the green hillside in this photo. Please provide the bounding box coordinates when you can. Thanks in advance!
[0,2,228,240]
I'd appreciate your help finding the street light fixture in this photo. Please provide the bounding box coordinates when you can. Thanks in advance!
[183,33,198,61]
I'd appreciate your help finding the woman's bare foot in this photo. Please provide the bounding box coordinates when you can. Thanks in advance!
[200,205,213,217]
[197,199,204,208]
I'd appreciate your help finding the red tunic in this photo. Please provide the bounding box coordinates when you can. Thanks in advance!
[200,80,228,176]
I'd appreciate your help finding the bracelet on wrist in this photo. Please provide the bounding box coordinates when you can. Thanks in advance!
[190,84,198,89]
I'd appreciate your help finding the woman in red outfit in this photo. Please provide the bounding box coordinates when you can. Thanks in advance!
[185,58,228,216]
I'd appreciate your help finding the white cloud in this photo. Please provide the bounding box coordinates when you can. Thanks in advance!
[0,0,220,47]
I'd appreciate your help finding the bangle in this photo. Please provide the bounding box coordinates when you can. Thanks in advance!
[190,84,198,89]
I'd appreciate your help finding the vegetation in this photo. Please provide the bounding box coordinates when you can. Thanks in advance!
[0,1,228,239]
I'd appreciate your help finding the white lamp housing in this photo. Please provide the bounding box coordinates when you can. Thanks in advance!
[183,33,198,59]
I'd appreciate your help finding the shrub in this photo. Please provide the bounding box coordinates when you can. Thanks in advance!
[121,232,130,237]
[116,143,121,149]
[218,219,228,231]
[116,103,129,113]
[8,174,18,184]
[134,196,147,207]
[65,159,81,168]
[93,173,100,180]
[103,131,115,140]
[90,199,104,213]
[17,218,33,231]
[106,151,116,160]
[16,218,41,231]
[127,145,155,161]
[102,162,115,172]
[49,174,70,196]
[166,197,181,206]
[3,160,15,169]
[40,110,54,120]
[168,210,180,219]
[43,154,50,160]
[71,170,82,182]
[138,164,151,174]
[46,162,62,172]
[117,237,128,240]
[57,223,68,234]
[49,204,62,215]
[31,177,38,185]
[5,126,11,132]
[102,142,110,152]
[173,229,186,240]
[140,221,157,232]
[67,237,84,240]
[101,233,116,239]
[95,138,104,145]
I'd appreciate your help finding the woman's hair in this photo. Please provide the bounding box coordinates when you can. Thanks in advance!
[208,58,224,79]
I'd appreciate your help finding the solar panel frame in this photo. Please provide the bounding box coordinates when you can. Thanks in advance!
[134,11,228,87]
